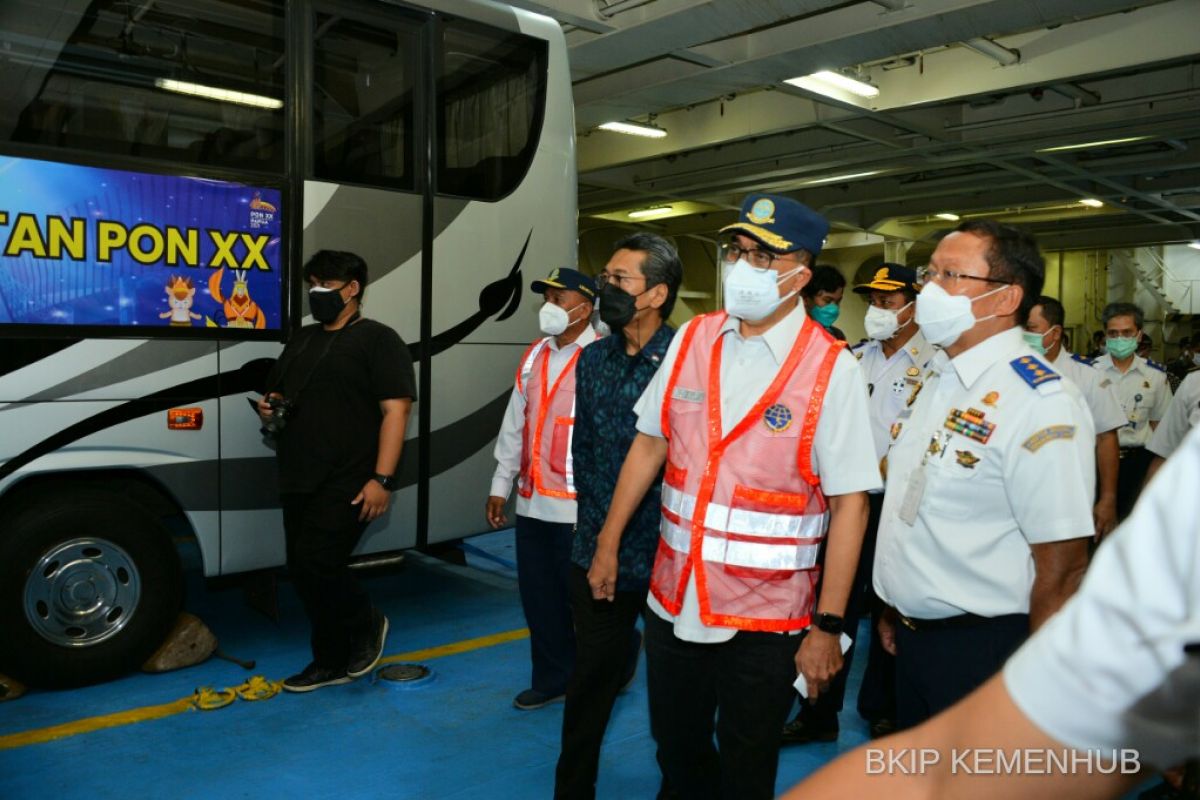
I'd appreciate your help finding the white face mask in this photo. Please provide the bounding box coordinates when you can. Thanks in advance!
[915,280,1007,348]
[1193,352,1200,368]
[538,301,585,336]
[864,301,913,341]
[722,259,803,322]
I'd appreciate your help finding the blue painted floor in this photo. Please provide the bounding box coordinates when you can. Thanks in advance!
[1,530,907,799]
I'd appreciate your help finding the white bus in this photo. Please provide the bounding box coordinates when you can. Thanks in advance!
[0,0,574,686]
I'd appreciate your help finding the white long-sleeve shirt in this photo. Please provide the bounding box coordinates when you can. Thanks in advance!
[490,325,597,524]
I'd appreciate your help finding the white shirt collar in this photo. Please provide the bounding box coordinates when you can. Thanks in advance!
[547,322,597,352]
[718,301,808,365]
[946,326,1025,389]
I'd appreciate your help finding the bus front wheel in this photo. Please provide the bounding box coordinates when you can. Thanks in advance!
[0,490,183,688]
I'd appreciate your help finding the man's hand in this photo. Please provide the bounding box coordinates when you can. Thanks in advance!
[587,547,619,601]
[878,607,899,656]
[352,479,391,522]
[485,496,508,529]
[796,630,844,702]
[1093,496,1117,542]
[256,392,282,423]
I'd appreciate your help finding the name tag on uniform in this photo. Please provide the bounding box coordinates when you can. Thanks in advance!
[899,466,926,525]
[671,387,704,403]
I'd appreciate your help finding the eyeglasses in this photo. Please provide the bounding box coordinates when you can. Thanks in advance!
[596,272,647,290]
[916,265,1014,287]
[719,241,793,270]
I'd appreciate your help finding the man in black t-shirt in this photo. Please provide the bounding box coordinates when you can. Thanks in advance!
[258,250,416,692]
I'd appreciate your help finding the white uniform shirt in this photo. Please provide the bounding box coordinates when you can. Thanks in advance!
[1004,424,1200,769]
[1147,370,1200,459]
[874,327,1096,620]
[634,304,882,643]
[1048,349,1126,434]
[1092,353,1173,448]
[490,324,597,524]
[850,331,937,470]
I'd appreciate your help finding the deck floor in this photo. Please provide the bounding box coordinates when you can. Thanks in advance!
[0,530,941,798]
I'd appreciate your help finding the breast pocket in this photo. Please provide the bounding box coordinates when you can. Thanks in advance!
[549,416,574,478]
[924,436,993,515]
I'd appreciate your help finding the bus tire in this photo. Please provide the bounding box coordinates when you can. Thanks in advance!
[0,490,183,688]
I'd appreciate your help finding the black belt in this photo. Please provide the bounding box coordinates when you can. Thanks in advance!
[897,612,1026,632]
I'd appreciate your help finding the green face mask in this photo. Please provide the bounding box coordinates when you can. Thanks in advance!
[1022,330,1049,355]
[1107,336,1138,359]
[810,302,840,329]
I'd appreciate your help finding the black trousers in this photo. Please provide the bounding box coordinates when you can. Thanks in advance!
[644,611,797,800]
[282,490,372,670]
[554,566,645,800]
[799,492,893,724]
[515,515,576,695]
[894,614,1028,728]
[856,493,896,723]
[1117,446,1154,520]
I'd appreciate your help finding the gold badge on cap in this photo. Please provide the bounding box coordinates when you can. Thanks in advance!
[748,198,776,224]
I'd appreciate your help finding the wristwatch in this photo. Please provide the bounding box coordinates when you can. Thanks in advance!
[371,473,396,491]
[814,612,845,635]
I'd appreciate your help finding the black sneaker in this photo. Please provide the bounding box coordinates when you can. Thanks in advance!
[347,609,389,679]
[282,663,351,693]
[513,688,564,710]
[781,712,839,745]
[869,717,897,739]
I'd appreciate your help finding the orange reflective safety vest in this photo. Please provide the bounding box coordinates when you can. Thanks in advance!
[650,311,843,631]
[515,337,582,500]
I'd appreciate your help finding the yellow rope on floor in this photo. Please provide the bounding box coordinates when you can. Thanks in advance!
[233,675,281,702]
[191,686,236,711]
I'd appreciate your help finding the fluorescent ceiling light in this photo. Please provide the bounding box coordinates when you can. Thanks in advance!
[628,206,673,219]
[155,78,282,109]
[784,70,879,99]
[799,170,882,186]
[1036,136,1150,153]
[935,212,960,221]
[1188,241,1200,251]
[1078,198,1104,208]
[597,121,667,139]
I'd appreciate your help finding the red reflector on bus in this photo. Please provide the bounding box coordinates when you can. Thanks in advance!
[168,408,203,430]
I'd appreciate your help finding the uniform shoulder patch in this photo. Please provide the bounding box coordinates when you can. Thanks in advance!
[1146,359,1166,373]
[1022,425,1076,452]
[1070,352,1094,367]
[1010,356,1061,389]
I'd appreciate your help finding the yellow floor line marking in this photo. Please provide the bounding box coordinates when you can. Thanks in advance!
[0,627,530,751]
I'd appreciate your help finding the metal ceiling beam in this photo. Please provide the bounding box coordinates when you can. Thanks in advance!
[568,0,842,81]
[502,0,615,33]
[572,0,1153,129]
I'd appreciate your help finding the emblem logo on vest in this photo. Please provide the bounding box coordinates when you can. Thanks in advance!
[763,403,794,433]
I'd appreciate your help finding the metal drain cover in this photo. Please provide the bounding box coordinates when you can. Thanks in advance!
[377,663,431,683]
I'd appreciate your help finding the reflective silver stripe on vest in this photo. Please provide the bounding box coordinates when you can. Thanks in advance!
[518,338,551,397]
[564,397,576,493]
[659,517,822,571]
[661,483,828,540]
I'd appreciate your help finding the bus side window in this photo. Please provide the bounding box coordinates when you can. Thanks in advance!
[437,20,548,201]
[312,12,420,192]
[0,0,285,173]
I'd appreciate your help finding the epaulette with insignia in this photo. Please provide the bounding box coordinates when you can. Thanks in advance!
[1146,359,1166,372]
[1070,352,1094,367]
[1010,356,1061,389]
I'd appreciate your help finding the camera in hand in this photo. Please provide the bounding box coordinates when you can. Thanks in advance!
[260,396,296,442]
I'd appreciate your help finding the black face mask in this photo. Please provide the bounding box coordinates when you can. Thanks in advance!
[599,282,648,329]
[309,284,348,324]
